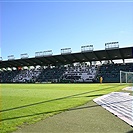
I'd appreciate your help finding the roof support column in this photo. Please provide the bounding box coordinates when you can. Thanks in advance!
[123,59,125,64]
[90,61,92,66]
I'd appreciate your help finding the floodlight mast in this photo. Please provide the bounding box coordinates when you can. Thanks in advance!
[61,48,72,55]
[0,57,2,61]
[81,45,93,52]
[35,51,43,57]
[8,55,15,60]
[35,50,53,57]
[21,53,29,59]
[43,50,53,56]
[105,42,119,50]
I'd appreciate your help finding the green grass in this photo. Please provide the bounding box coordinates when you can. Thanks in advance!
[0,83,131,133]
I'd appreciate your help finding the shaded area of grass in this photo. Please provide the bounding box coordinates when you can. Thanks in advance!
[2,95,132,122]
[0,83,131,133]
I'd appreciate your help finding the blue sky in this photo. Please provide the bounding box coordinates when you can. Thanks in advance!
[1,0,133,60]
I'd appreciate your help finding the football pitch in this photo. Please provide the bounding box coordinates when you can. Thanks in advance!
[0,83,132,133]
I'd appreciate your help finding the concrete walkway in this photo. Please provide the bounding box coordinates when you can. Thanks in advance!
[14,100,133,133]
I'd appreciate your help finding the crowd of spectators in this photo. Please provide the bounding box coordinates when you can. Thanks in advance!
[61,64,98,82]
[0,70,19,83]
[37,67,66,83]
[96,63,133,83]
[1,63,133,83]
[12,68,42,83]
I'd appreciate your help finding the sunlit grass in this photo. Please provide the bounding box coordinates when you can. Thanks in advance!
[0,83,129,133]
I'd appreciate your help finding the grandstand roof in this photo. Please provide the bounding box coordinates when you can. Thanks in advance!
[0,46,133,69]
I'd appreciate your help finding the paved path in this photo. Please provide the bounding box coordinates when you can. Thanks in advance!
[14,100,133,133]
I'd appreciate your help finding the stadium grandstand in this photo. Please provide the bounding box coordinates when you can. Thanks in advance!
[0,44,133,83]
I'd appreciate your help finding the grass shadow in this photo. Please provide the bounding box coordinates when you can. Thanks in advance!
[0,84,122,113]
[0,99,132,122]
[126,130,133,133]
